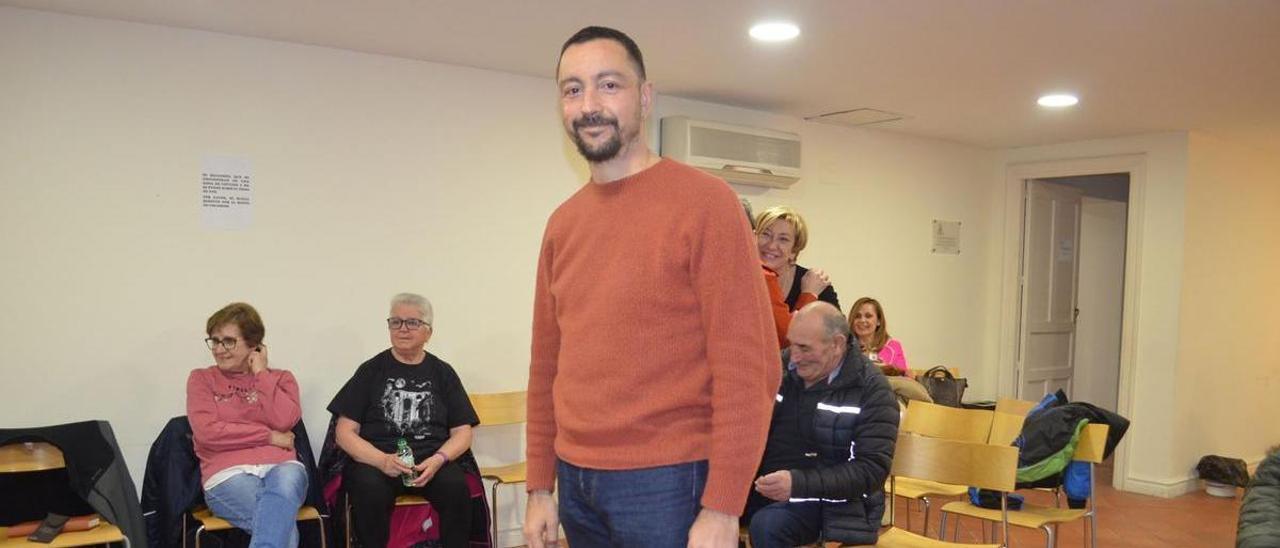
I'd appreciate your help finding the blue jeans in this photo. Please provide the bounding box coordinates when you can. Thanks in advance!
[747,500,822,548]
[556,459,706,548]
[204,463,308,548]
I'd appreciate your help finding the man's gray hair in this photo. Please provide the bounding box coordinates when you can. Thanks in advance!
[798,301,850,342]
[390,292,434,326]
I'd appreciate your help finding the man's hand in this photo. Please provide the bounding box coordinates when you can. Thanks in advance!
[411,453,445,486]
[687,507,737,548]
[753,470,793,502]
[267,430,294,450]
[523,490,559,548]
[378,452,413,479]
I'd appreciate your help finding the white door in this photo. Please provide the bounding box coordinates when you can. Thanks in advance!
[1073,197,1127,411]
[1016,180,1083,400]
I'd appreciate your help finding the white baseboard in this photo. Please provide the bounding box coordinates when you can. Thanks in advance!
[1123,453,1268,498]
[1123,474,1199,498]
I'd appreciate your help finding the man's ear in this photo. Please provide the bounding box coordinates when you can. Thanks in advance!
[639,80,654,119]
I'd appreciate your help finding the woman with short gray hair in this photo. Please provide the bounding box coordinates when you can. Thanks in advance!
[327,293,479,548]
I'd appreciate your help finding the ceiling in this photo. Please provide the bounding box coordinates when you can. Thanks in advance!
[5,0,1279,149]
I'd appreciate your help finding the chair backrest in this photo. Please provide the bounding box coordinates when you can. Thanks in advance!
[1072,423,1110,463]
[994,398,1038,417]
[891,433,1018,492]
[901,400,993,443]
[987,412,1026,446]
[469,391,527,426]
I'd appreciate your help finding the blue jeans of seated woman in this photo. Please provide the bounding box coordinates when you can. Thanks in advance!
[204,463,308,548]
[556,459,706,548]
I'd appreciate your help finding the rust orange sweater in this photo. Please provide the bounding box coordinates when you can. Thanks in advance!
[526,159,781,515]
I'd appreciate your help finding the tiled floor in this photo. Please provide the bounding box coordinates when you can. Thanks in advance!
[523,465,1247,547]
[890,464,1244,547]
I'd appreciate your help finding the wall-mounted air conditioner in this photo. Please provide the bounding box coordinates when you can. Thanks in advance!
[660,116,801,188]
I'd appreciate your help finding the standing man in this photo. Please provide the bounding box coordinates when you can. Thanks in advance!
[745,302,898,547]
[524,26,782,548]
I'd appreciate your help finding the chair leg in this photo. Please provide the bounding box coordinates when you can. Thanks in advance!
[938,513,948,541]
[316,514,326,548]
[1042,524,1055,548]
[195,525,206,548]
[903,497,911,531]
[921,497,931,537]
[491,480,502,547]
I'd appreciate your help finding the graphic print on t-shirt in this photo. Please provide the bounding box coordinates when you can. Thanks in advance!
[380,376,435,439]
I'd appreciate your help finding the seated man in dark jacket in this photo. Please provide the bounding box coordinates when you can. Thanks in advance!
[744,302,899,548]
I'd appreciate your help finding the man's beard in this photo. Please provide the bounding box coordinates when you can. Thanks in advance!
[570,112,626,163]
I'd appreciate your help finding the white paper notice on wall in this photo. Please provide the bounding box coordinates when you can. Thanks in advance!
[932,220,961,255]
[1057,239,1074,262]
[201,156,252,230]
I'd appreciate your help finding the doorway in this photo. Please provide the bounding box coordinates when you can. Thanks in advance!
[996,155,1145,491]
[1016,173,1129,411]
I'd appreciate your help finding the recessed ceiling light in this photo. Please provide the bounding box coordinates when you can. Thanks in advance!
[749,21,800,42]
[1038,93,1079,108]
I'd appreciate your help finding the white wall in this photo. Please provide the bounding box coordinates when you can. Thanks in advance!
[1074,196,1126,411]
[1,7,1005,544]
[1175,130,1280,484]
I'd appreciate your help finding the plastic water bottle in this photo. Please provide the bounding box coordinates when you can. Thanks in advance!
[396,438,415,486]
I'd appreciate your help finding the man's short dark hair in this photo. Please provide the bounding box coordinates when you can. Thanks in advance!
[557,26,646,81]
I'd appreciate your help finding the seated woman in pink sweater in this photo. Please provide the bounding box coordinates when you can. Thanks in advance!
[848,297,909,376]
[187,302,306,548]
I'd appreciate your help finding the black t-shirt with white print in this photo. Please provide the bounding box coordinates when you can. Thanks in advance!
[327,349,479,460]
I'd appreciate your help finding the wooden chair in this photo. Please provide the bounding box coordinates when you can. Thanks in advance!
[188,505,324,548]
[940,424,1110,548]
[892,401,995,536]
[0,442,130,548]
[0,524,131,548]
[987,413,1026,447]
[851,433,1019,547]
[468,390,527,545]
[994,398,1038,417]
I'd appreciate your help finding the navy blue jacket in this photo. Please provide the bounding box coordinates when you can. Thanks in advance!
[775,342,899,545]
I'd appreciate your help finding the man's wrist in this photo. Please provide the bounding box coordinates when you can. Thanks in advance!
[433,451,449,465]
[698,507,737,520]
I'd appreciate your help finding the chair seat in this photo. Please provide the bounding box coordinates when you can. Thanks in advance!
[893,477,969,499]
[395,495,429,506]
[0,523,127,547]
[843,526,1000,547]
[480,461,526,484]
[940,501,1088,529]
[193,505,322,532]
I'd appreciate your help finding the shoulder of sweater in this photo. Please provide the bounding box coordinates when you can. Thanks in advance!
[188,365,217,381]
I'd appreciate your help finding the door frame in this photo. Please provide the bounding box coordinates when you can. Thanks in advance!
[996,154,1144,490]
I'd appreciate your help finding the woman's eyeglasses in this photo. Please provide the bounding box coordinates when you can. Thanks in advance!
[387,318,430,330]
[204,337,239,350]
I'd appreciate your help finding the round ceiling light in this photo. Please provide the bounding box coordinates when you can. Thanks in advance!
[749,21,800,42]
[1037,93,1079,108]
